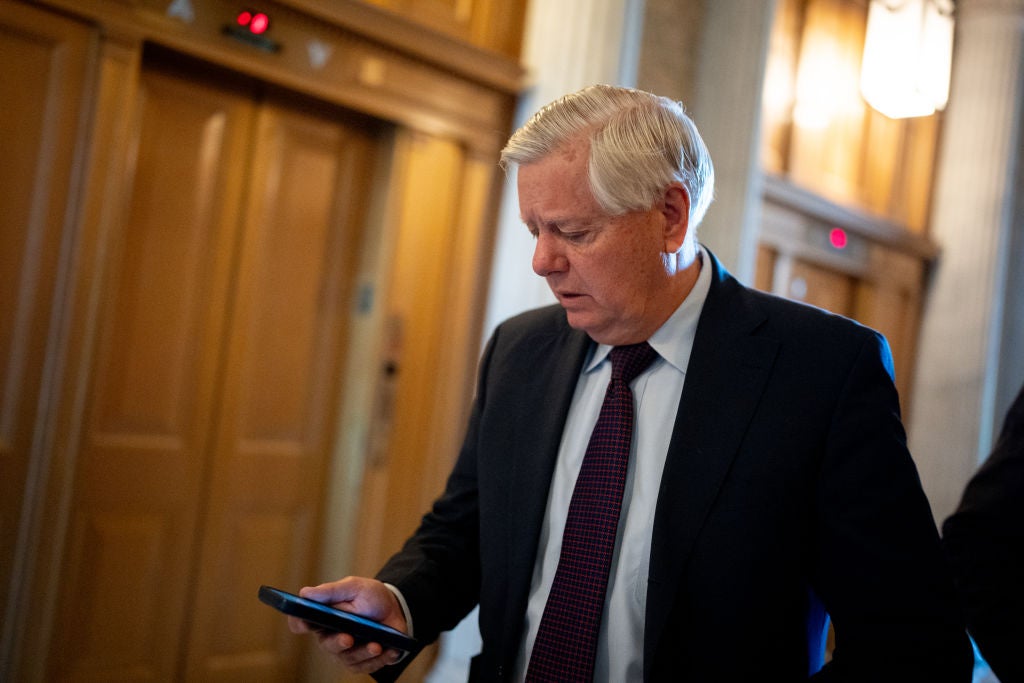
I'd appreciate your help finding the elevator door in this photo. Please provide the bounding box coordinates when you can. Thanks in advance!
[46,51,380,681]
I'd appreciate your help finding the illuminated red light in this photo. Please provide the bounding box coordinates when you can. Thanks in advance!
[235,9,270,34]
[250,13,270,34]
[829,227,848,250]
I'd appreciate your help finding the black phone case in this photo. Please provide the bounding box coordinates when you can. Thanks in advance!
[258,585,417,652]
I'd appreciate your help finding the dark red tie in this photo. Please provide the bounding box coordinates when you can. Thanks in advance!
[525,342,659,683]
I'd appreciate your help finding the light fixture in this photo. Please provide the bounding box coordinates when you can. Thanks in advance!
[860,0,955,119]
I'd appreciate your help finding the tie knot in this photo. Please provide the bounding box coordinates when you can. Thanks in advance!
[609,342,659,385]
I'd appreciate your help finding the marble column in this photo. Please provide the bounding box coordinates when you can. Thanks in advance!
[689,0,776,282]
[908,0,1024,523]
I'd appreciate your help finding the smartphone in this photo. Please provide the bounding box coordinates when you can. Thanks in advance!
[258,584,417,652]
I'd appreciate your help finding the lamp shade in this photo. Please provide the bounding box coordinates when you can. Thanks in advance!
[860,0,954,118]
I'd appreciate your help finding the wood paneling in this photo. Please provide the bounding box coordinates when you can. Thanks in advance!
[43,54,381,681]
[895,114,941,232]
[755,245,777,294]
[788,259,855,316]
[761,0,802,175]
[852,251,925,407]
[47,59,256,682]
[353,132,484,577]
[6,1,520,680]
[758,0,944,415]
[342,130,497,683]
[763,0,943,233]
[788,0,869,206]
[364,0,526,59]
[0,0,94,638]
[757,182,932,417]
[183,97,379,681]
[41,0,522,151]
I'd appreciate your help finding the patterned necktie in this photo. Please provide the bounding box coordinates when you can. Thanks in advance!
[525,342,660,683]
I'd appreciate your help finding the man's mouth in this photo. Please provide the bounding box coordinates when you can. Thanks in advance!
[555,291,587,307]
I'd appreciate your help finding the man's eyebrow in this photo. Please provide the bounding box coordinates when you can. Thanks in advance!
[523,215,595,230]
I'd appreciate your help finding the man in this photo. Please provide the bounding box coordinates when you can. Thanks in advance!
[289,85,971,681]
[943,381,1024,683]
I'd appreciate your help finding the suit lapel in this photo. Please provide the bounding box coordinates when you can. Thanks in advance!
[644,255,779,672]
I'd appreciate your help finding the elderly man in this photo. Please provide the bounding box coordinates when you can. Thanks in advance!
[287,85,971,682]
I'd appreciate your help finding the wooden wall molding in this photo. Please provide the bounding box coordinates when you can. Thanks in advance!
[286,0,524,92]
[33,0,524,152]
[762,172,940,262]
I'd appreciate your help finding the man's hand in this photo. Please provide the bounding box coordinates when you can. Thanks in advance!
[287,576,410,675]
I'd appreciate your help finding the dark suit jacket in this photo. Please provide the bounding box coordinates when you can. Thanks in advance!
[377,251,972,682]
[943,382,1024,683]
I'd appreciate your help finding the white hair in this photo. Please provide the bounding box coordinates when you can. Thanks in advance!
[500,84,715,231]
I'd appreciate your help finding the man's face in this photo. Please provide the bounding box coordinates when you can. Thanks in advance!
[517,140,678,346]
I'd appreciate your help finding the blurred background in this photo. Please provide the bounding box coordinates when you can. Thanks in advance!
[2,0,1020,680]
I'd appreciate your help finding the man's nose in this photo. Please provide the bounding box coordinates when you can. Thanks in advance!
[532,233,566,276]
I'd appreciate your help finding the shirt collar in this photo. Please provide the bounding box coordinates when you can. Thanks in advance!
[585,246,712,374]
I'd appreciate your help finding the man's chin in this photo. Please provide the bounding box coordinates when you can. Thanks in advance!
[562,310,640,346]
[563,310,601,337]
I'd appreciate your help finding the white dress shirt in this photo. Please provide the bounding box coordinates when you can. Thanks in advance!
[513,250,712,683]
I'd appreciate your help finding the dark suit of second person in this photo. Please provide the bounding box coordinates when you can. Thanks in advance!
[944,381,1024,683]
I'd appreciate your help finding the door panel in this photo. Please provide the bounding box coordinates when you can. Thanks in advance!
[47,62,257,681]
[353,133,468,580]
[46,50,382,680]
[0,0,93,629]
[7,2,507,680]
[787,259,855,317]
[184,98,377,680]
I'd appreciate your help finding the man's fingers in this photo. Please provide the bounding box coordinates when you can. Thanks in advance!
[286,616,309,634]
[337,644,403,675]
[317,631,357,654]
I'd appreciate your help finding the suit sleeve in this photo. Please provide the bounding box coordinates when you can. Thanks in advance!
[810,332,973,682]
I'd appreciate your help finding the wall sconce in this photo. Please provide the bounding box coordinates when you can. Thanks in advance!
[860,0,955,118]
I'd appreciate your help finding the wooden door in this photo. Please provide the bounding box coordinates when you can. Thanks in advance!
[45,57,255,682]
[851,253,925,409]
[44,52,380,681]
[787,259,855,317]
[183,94,378,681]
[0,0,94,646]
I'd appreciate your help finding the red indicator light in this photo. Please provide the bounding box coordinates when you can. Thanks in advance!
[235,9,270,34]
[250,13,270,34]
[829,227,848,250]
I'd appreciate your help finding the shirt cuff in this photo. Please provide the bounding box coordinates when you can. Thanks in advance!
[383,583,414,662]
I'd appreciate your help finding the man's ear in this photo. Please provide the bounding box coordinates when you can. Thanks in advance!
[661,183,690,253]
